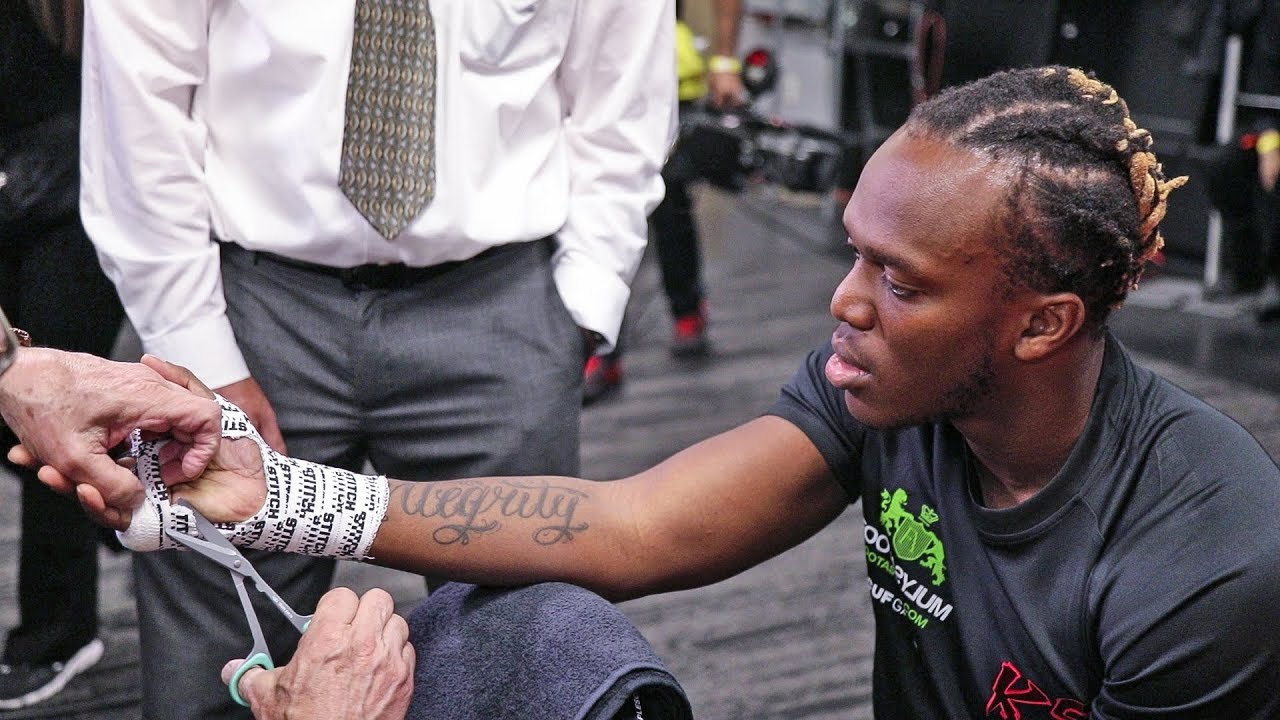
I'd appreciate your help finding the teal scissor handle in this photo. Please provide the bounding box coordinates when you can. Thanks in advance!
[164,504,314,708]
[230,651,275,707]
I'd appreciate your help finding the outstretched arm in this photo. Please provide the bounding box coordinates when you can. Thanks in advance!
[370,414,847,600]
[120,361,849,601]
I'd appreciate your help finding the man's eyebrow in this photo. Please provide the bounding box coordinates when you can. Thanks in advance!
[859,243,924,278]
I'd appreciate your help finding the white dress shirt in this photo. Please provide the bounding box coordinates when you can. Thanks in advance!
[80,0,676,387]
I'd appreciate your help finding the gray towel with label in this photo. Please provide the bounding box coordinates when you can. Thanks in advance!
[406,582,694,720]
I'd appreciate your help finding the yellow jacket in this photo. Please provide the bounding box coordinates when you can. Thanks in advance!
[676,20,707,102]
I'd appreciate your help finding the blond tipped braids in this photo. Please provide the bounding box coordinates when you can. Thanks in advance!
[1066,68,1190,272]
[905,66,1188,330]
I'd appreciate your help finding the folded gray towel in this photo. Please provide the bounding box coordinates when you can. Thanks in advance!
[406,582,693,720]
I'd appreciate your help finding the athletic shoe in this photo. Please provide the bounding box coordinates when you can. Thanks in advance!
[0,638,105,709]
[671,309,709,358]
[583,353,623,404]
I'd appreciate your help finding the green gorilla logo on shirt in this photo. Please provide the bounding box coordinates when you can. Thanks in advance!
[880,488,947,586]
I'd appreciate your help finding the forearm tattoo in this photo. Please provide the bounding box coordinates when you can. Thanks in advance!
[389,479,589,546]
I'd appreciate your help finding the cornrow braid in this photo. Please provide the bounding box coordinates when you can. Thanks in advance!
[905,66,1188,329]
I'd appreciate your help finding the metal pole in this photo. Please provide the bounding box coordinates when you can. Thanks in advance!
[829,0,848,130]
[1204,34,1244,290]
[1216,35,1243,144]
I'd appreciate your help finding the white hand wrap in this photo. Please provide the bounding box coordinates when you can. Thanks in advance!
[119,395,389,561]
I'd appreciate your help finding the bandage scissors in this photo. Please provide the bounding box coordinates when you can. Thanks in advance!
[164,501,312,707]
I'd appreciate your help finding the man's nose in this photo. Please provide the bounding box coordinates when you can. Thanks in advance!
[830,266,875,331]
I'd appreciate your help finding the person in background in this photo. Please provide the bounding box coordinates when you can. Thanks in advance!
[0,1,126,707]
[77,2,675,717]
[1203,0,1280,321]
[584,0,746,402]
[69,66,1280,719]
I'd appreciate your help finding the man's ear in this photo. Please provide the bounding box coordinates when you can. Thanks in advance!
[1014,293,1086,361]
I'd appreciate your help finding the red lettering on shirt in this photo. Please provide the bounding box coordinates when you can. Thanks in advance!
[985,661,1088,719]
[986,662,1051,719]
[1050,698,1088,720]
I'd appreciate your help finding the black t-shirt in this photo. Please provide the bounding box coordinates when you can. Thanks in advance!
[768,331,1280,719]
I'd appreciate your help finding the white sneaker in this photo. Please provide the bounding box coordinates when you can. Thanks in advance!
[0,638,105,709]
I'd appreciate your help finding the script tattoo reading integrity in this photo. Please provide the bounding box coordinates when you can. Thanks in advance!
[389,479,589,546]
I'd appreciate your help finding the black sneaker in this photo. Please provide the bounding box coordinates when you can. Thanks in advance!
[0,638,104,709]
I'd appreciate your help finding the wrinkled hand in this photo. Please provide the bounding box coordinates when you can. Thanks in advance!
[139,369,268,524]
[215,376,287,454]
[1,349,221,525]
[224,588,415,720]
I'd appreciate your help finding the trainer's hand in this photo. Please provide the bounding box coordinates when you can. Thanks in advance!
[142,358,266,524]
[0,348,221,519]
[224,588,414,720]
[215,376,287,454]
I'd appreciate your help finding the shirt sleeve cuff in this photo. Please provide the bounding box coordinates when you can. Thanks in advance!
[552,251,632,353]
[142,315,250,389]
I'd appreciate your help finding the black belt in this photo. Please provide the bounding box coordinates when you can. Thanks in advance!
[235,240,533,290]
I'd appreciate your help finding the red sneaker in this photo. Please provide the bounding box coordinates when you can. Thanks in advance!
[671,309,709,358]
[582,353,623,404]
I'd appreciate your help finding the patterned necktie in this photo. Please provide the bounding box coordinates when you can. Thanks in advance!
[339,0,437,240]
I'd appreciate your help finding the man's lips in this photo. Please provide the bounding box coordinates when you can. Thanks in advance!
[826,329,871,388]
[825,352,871,388]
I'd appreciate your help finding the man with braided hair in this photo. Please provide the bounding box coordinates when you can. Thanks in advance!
[52,66,1280,719]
